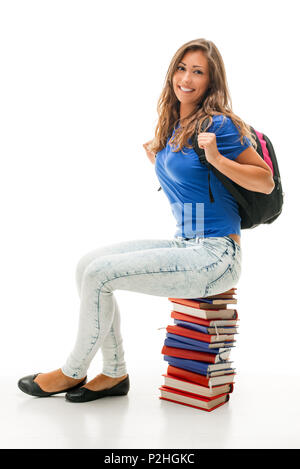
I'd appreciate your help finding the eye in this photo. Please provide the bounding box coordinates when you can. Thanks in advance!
[176,66,203,74]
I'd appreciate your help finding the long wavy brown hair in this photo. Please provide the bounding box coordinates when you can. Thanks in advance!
[147,38,257,156]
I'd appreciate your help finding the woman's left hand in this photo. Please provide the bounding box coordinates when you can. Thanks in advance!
[197,132,221,165]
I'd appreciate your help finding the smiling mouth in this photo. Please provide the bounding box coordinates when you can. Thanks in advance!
[178,85,194,93]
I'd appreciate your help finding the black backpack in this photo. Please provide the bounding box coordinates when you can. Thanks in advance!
[157,118,284,229]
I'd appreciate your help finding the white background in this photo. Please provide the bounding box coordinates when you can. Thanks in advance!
[0,0,299,449]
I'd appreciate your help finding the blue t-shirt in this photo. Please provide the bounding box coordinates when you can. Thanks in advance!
[155,115,251,238]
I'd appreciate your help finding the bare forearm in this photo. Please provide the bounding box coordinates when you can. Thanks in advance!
[212,153,275,194]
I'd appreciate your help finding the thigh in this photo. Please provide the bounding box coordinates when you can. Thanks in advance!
[83,238,238,299]
[75,238,178,295]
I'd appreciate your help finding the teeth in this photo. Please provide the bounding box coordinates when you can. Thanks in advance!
[180,86,193,92]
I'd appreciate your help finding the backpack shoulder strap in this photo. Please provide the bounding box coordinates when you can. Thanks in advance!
[193,117,216,202]
[193,117,211,166]
[192,117,252,214]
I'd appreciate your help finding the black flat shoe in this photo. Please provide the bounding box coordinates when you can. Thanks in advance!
[65,375,130,403]
[17,373,87,397]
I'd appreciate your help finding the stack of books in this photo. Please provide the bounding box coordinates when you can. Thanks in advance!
[159,288,238,412]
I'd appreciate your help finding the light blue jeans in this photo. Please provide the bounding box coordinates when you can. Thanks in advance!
[61,236,241,379]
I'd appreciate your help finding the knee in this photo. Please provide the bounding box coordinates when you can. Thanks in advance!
[81,261,115,294]
[75,254,93,297]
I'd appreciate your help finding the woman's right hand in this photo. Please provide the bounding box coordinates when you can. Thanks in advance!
[143,140,156,165]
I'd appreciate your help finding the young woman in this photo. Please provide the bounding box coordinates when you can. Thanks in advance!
[18,38,274,403]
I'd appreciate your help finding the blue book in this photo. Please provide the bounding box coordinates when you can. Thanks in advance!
[166,332,234,350]
[163,355,234,376]
[164,337,219,353]
[174,319,210,334]
[191,298,214,303]
[190,297,236,305]
[174,319,237,335]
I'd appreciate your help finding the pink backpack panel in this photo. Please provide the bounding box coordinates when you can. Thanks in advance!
[254,129,274,175]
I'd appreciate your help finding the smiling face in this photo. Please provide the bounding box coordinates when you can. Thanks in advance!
[172,49,210,119]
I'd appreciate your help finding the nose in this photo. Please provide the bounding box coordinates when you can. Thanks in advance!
[181,71,193,86]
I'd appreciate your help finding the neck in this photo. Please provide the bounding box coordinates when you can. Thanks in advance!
[179,103,198,123]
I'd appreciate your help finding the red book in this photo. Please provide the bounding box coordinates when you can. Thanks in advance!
[166,325,234,343]
[161,345,230,364]
[170,310,239,327]
[168,299,238,320]
[159,386,230,412]
[162,373,234,398]
[167,365,236,387]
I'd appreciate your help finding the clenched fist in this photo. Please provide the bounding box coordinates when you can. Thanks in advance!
[197,132,220,164]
